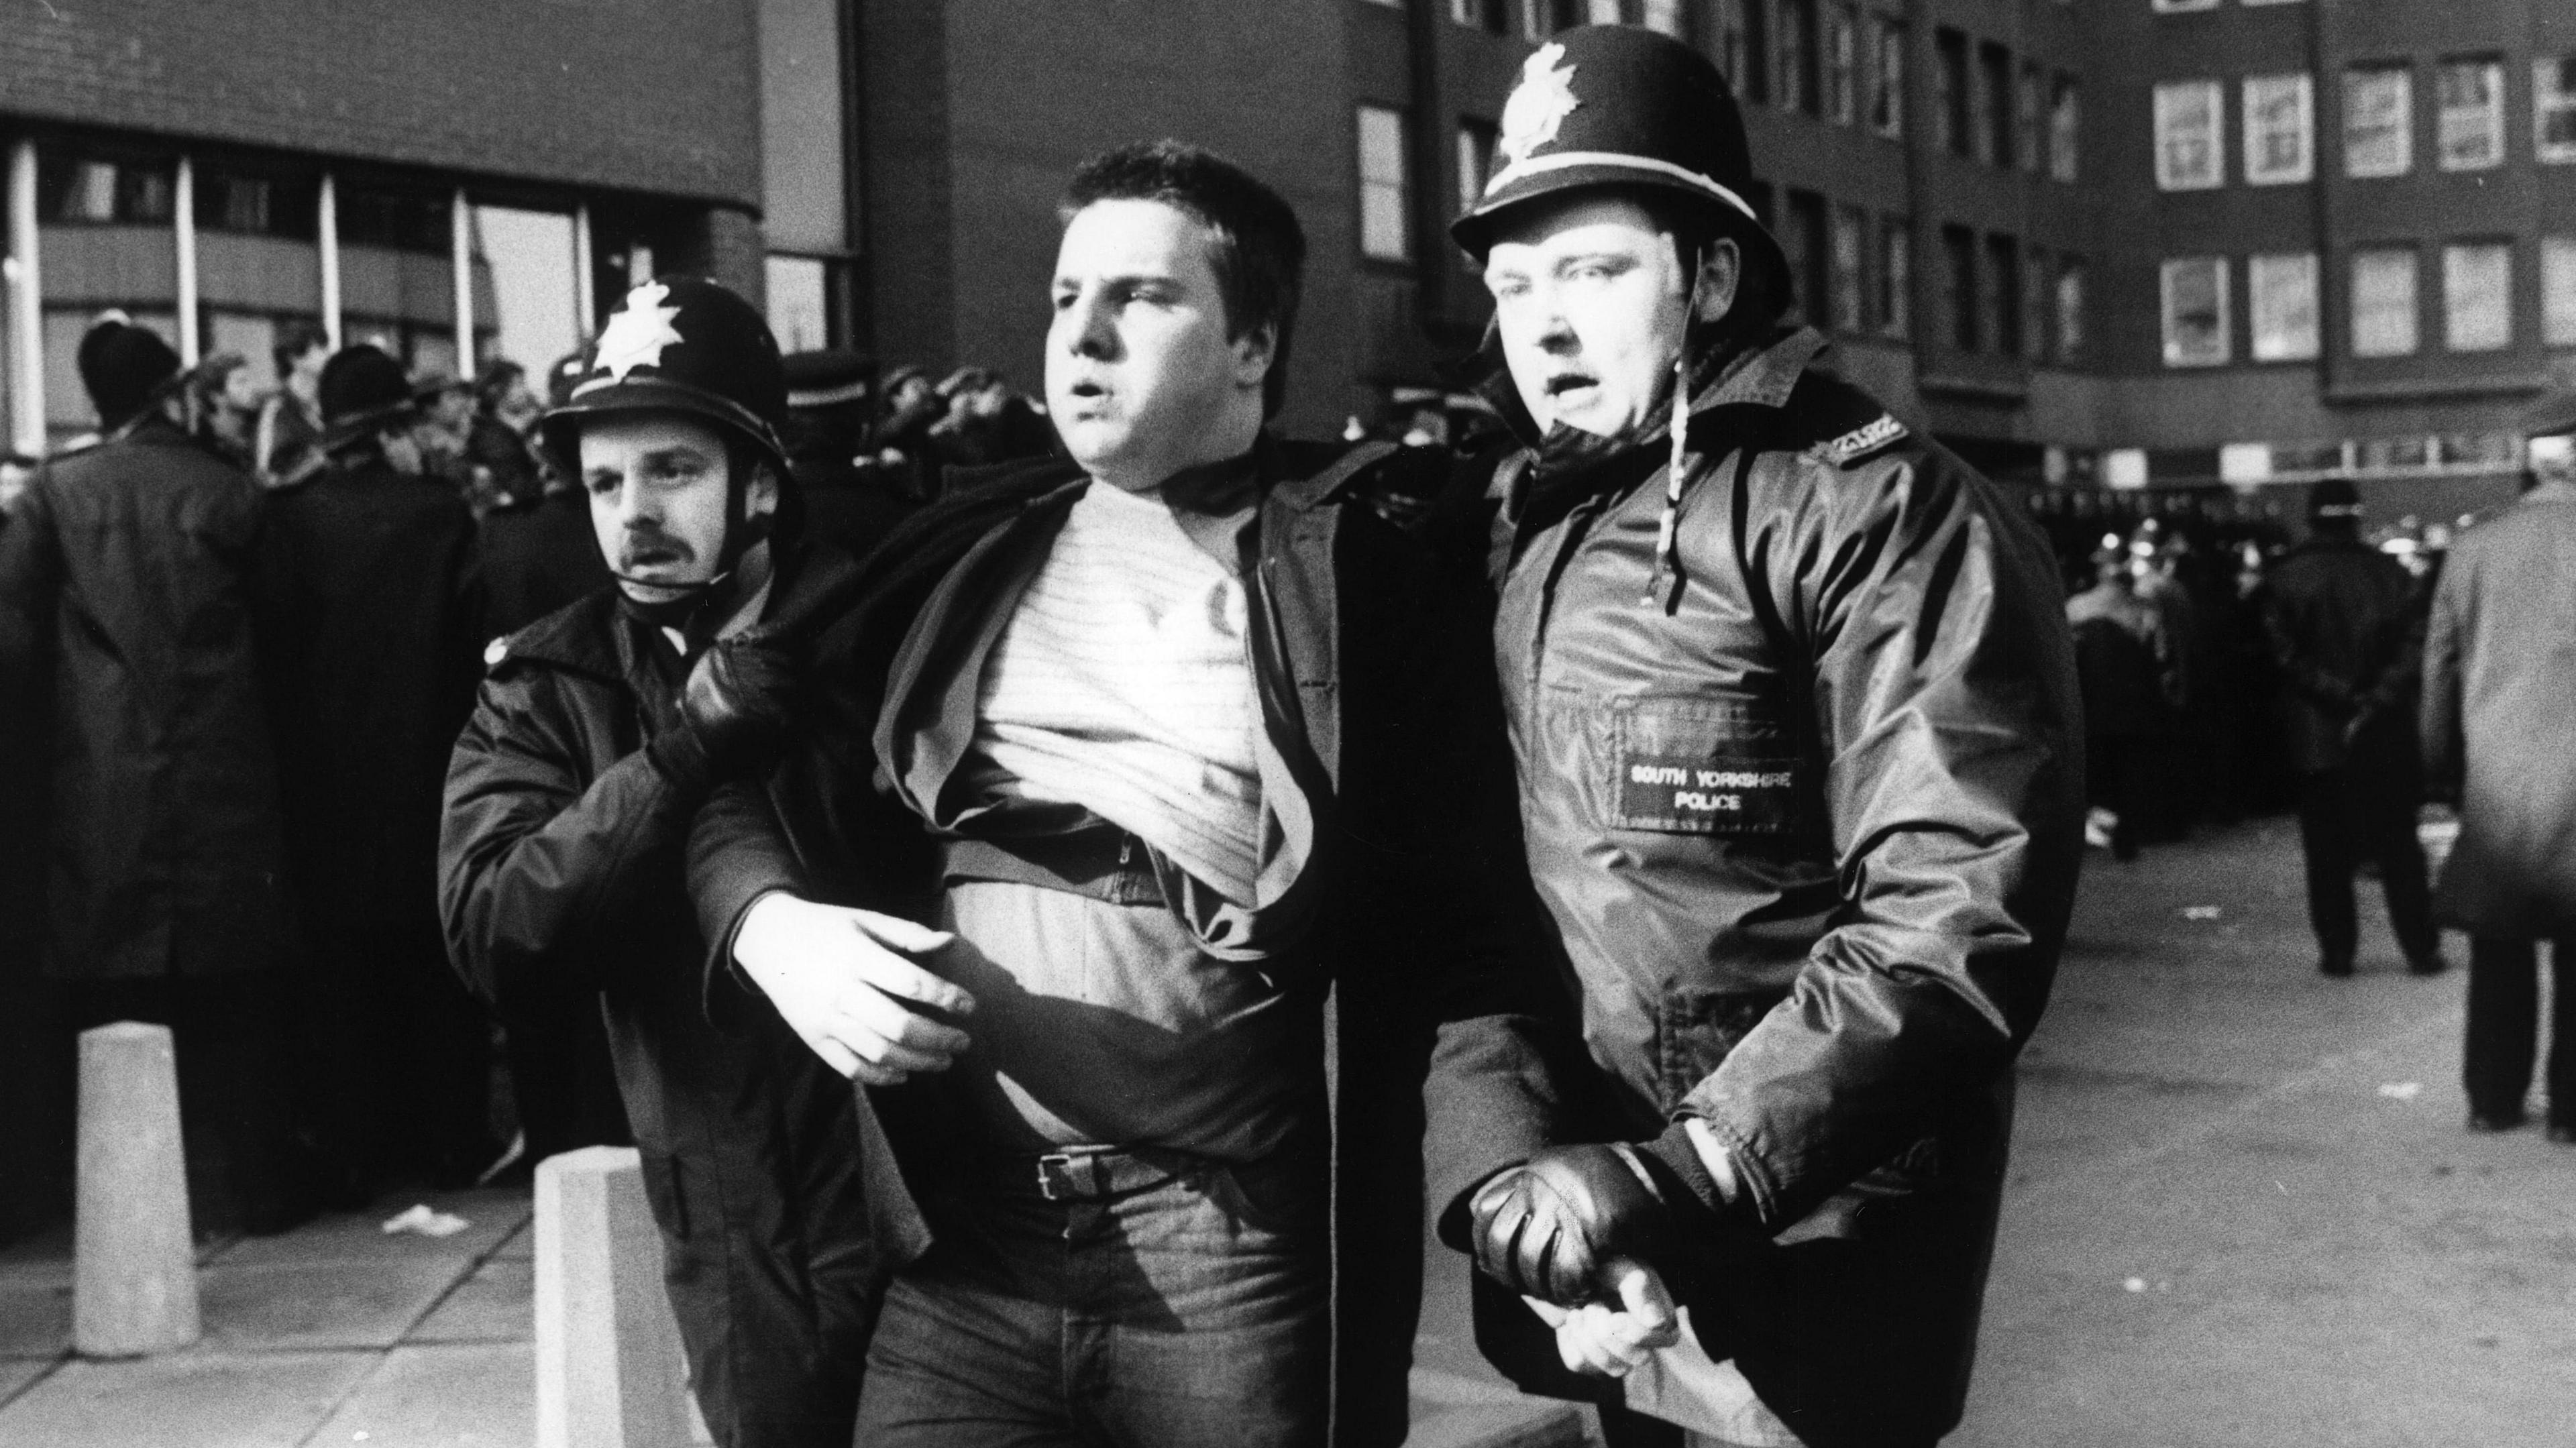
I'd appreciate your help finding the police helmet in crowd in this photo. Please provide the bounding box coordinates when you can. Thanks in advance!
[783,347,874,414]
[76,314,184,431]
[538,276,790,481]
[2307,478,2365,526]
[1450,23,1790,296]
[317,345,426,451]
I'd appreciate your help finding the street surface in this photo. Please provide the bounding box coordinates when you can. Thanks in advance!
[1,818,2568,1445]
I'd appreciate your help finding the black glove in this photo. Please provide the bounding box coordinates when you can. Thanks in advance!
[1468,1142,1675,1308]
[646,629,798,793]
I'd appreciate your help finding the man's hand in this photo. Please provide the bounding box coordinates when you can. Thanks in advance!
[649,630,798,791]
[1469,1142,1673,1306]
[1523,1260,1680,1378]
[733,893,975,1086]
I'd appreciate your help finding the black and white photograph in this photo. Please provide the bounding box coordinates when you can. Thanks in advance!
[1,2,2572,1445]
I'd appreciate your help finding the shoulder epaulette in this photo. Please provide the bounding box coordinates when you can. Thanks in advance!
[1776,370,1911,469]
[1807,412,1909,467]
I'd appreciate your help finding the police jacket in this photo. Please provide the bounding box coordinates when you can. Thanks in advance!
[1471,328,2084,1443]
[2260,533,2424,777]
[437,576,875,1448]
[0,419,293,981]
[684,440,1568,1448]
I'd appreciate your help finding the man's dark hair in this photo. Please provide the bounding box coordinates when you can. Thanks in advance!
[1061,141,1306,420]
[1634,191,1791,342]
[273,320,330,382]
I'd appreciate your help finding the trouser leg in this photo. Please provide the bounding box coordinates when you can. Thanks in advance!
[382,924,494,1185]
[2296,771,2357,967]
[2363,783,2438,960]
[2465,936,2538,1121]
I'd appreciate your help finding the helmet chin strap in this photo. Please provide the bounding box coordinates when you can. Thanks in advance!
[1640,246,1709,611]
[613,463,773,641]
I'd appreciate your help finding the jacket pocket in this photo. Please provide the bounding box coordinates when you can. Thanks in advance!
[1611,697,1805,837]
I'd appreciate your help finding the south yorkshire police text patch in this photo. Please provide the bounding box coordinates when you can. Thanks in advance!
[1615,753,1803,835]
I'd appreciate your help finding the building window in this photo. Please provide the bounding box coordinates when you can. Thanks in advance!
[1780,0,1819,115]
[2543,236,2576,347]
[1935,30,1970,158]
[36,153,176,225]
[1825,5,1860,125]
[2015,64,2045,175]
[2443,242,2512,353]
[2023,244,2051,361]
[1717,0,1767,103]
[193,167,320,239]
[2154,80,2224,190]
[1869,17,1907,140]
[1356,105,1411,262]
[2159,256,2229,368]
[2151,0,2218,11]
[1978,44,2013,168]
[765,255,833,353]
[2537,58,2576,164]
[2243,73,2313,184]
[1456,121,1497,218]
[1640,0,1686,38]
[2350,247,2419,357]
[2049,76,2080,181]
[2343,65,2412,178]
[2055,258,2086,362]
[1585,0,1623,22]
[1450,0,1511,32]
[1829,205,1866,331]
[1941,225,1979,351]
[2248,253,2319,361]
[1880,219,1913,340]
[2436,58,2505,171]
[1987,235,2022,359]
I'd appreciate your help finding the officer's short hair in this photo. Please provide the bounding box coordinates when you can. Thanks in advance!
[1061,141,1306,420]
[273,320,330,382]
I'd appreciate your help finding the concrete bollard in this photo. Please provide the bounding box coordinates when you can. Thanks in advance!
[72,1021,201,1357]
[535,1146,695,1448]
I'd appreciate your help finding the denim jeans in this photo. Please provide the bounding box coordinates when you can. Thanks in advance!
[853,1148,1331,1448]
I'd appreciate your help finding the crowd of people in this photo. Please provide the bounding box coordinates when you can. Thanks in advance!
[1,21,2569,1448]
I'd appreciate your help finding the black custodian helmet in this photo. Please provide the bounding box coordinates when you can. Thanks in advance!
[1451,24,1789,292]
[538,276,790,480]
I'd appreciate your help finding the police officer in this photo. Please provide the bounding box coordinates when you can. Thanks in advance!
[438,278,875,1448]
[1437,27,2085,1448]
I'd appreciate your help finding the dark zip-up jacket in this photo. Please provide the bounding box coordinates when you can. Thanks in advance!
[1474,329,2084,1443]
[684,441,1569,1448]
[439,583,877,1448]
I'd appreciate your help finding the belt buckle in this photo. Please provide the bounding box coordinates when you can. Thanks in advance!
[1035,1153,1077,1201]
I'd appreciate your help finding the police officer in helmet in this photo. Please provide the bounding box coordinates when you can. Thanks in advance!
[440,277,877,1448]
[1439,27,2084,1448]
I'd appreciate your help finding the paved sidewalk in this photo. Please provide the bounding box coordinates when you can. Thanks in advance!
[0,1187,1580,1448]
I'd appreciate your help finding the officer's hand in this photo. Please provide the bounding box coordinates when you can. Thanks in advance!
[733,893,975,1086]
[1523,1262,1680,1378]
[649,631,797,791]
[1468,1143,1673,1307]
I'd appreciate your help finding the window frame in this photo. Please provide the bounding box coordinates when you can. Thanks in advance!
[2349,245,2421,359]
[1355,104,1413,264]
[2054,256,2086,364]
[1879,217,1913,341]
[2435,57,2506,173]
[2241,72,2314,186]
[1869,15,1907,140]
[2536,56,2576,165]
[2248,252,2320,362]
[2342,64,2414,179]
[2542,235,2576,348]
[2440,241,2514,353]
[2159,255,2231,368]
[2049,74,2080,182]
[2154,80,2226,191]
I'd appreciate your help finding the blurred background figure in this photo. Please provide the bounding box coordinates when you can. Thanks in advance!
[923,364,1054,470]
[781,346,930,559]
[0,315,307,1233]
[2261,478,2443,979]
[256,345,495,1201]
[0,451,39,520]
[2067,532,2179,860]
[869,361,940,466]
[186,349,264,471]
[463,361,547,512]
[2421,408,2576,1139]
[256,320,333,489]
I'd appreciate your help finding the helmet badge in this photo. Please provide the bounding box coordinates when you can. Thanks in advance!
[1498,42,1580,170]
[593,280,686,383]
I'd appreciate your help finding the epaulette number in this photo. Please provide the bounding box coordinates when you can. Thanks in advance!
[1809,412,1907,466]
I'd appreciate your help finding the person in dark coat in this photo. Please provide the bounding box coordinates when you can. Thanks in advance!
[256,320,331,488]
[257,345,495,1196]
[1439,30,2084,1447]
[2421,420,2576,1139]
[781,347,931,561]
[2261,478,2444,979]
[0,317,308,1233]
[440,277,881,1448]
[2066,537,2181,860]
[682,144,1559,1448]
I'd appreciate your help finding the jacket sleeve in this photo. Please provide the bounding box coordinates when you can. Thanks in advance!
[2260,577,2355,718]
[2419,555,2467,801]
[0,478,63,944]
[1690,447,2087,1231]
[684,777,806,997]
[438,667,694,1018]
